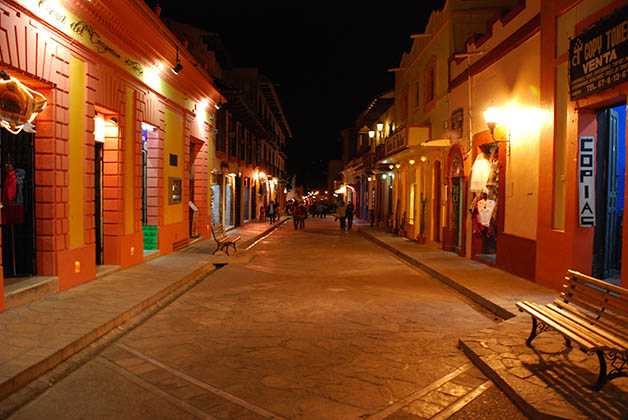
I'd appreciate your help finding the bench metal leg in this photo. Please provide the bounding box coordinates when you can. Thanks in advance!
[594,350,608,391]
[526,317,538,347]
[212,244,220,255]
[594,351,628,391]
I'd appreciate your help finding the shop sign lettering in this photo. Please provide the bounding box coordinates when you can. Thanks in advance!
[70,21,121,59]
[578,136,596,227]
[570,5,628,100]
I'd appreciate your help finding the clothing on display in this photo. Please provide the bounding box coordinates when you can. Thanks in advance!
[469,152,491,193]
[2,165,25,224]
[477,198,496,227]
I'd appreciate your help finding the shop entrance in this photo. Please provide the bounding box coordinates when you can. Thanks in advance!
[1,129,36,279]
[433,161,441,242]
[593,105,626,283]
[94,140,104,265]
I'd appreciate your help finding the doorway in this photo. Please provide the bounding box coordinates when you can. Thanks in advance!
[433,161,441,242]
[94,141,104,265]
[1,129,36,280]
[593,105,626,283]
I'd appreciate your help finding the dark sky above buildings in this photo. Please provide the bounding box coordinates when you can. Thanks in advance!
[143,1,446,188]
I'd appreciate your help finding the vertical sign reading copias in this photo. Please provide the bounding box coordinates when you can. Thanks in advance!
[578,136,596,227]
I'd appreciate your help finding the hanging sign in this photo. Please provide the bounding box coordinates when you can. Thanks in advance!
[569,4,628,100]
[578,136,596,227]
[0,73,47,134]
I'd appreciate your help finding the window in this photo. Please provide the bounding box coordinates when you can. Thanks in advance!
[424,56,436,105]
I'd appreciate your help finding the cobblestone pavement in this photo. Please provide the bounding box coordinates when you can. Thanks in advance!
[5,218,526,420]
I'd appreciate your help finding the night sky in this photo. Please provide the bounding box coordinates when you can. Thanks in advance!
[142,1,446,188]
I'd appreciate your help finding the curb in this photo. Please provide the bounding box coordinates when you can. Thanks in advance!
[241,217,290,249]
[0,219,289,401]
[357,228,516,321]
[457,337,566,420]
[0,258,216,401]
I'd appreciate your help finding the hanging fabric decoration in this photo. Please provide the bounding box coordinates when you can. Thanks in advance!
[0,70,47,135]
[469,152,491,193]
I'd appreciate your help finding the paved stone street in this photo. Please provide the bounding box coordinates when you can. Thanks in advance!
[5,218,527,420]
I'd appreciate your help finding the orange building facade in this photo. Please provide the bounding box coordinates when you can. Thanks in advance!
[0,0,222,311]
[537,0,628,290]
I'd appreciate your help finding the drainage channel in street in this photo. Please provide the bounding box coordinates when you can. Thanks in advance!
[363,363,493,420]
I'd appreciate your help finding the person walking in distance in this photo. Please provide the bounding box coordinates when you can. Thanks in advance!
[336,200,347,231]
[298,201,307,229]
[346,201,355,231]
[268,200,276,224]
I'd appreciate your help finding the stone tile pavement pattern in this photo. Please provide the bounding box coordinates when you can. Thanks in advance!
[357,222,628,420]
[0,218,287,401]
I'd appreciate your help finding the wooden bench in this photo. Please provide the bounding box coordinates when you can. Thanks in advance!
[210,224,240,255]
[516,270,628,391]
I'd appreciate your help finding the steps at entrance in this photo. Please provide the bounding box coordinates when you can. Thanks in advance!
[4,276,58,310]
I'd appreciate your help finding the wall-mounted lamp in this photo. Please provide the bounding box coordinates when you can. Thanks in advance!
[483,106,502,139]
[368,130,375,139]
[483,105,510,155]
[172,46,183,75]
[395,163,401,169]
[376,122,384,132]
[367,176,372,182]
[420,156,427,162]
[388,164,394,170]
[409,159,415,165]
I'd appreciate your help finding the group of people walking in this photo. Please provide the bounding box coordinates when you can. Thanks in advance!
[335,200,354,232]
[259,200,280,224]
[286,199,355,232]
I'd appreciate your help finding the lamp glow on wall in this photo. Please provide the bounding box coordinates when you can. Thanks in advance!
[483,105,511,155]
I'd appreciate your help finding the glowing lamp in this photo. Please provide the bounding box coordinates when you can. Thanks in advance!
[409,159,415,165]
[376,122,384,132]
[389,164,394,170]
[395,163,401,169]
[369,130,375,138]
[483,106,503,137]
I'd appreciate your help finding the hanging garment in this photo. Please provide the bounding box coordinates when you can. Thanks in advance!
[15,168,26,204]
[477,198,496,227]
[3,168,17,202]
[469,153,491,193]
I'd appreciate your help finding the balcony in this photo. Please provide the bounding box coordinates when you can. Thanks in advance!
[384,125,430,156]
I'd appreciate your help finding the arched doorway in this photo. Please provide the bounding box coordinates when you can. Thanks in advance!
[444,146,467,255]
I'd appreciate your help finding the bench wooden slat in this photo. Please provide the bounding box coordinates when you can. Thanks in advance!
[516,301,598,350]
[520,301,617,349]
[565,277,628,320]
[554,299,628,342]
[560,289,628,331]
[568,269,628,297]
[546,303,628,350]
[553,299,628,343]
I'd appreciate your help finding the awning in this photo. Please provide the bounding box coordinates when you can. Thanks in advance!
[420,139,451,147]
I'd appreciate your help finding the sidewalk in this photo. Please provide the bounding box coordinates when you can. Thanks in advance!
[0,217,289,404]
[357,222,628,420]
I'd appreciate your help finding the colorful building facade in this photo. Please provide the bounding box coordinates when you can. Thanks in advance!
[0,0,222,311]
